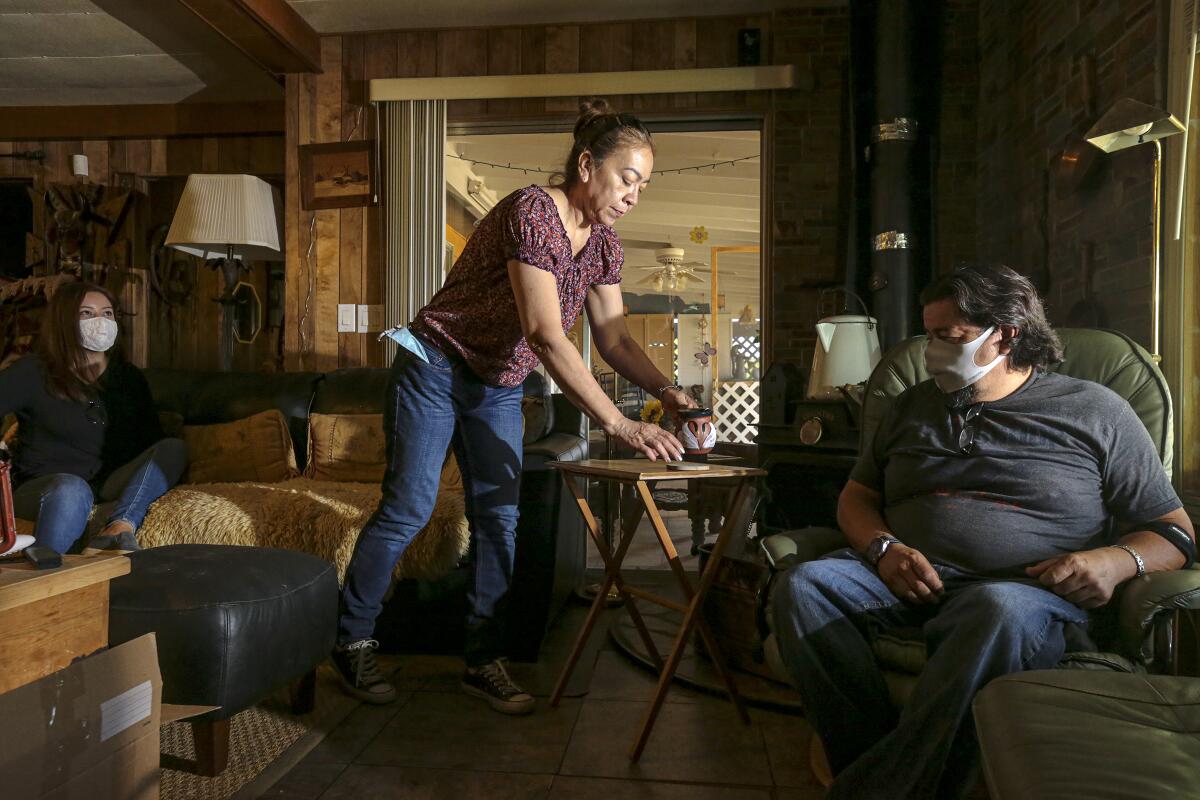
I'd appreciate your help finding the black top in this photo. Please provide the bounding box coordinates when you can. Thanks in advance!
[851,371,1180,576]
[0,354,164,486]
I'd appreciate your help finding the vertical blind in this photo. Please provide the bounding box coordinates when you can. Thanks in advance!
[1169,0,1197,240]
[381,99,446,360]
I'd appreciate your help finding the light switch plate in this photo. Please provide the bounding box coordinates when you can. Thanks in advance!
[337,304,357,333]
[358,304,384,333]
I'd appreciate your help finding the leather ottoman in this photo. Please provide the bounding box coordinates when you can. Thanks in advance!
[108,544,337,775]
[973,669,1200,799]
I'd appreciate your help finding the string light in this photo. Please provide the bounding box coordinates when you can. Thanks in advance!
[445,153,757,177]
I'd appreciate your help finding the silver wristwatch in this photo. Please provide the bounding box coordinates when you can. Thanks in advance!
[866,535,900,568]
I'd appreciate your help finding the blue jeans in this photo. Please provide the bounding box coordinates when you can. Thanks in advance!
[338,339,523,666]
[772,547,1092,800]
[12,437,188,554]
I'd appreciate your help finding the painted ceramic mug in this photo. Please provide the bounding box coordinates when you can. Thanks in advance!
[675,408,717,456]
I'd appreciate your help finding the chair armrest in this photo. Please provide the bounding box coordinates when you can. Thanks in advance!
[759,527,847,571]
[523,432,587,471]
[1118,565,1200,670]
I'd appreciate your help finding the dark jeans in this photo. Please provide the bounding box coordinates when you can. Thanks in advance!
[12,437,188,554]
[772,547,1092,800]
[338,338,523,666]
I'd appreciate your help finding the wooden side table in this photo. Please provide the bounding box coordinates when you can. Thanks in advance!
[0,553,130,694]
[549,458,766,760]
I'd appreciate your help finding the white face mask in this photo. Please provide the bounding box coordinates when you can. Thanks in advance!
[923,326,1005,393]
[79,317,118,352]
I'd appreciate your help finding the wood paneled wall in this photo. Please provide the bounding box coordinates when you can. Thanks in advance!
[282,6,989,373]
[0,137,281,187]
[0,135,284,372]
[282,13,796,373]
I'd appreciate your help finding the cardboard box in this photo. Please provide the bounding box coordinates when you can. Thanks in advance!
[0,634,162,800]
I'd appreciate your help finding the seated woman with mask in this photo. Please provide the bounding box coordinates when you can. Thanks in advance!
[0,282,187,553]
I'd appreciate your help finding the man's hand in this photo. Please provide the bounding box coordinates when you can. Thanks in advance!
[877,544,944,604]
[660,387,697,420]
[1025,547,1138,609]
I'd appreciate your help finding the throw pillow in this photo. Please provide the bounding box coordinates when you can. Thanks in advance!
[158,410,184,438]
[181,409,299,484]
[305,412,388,483]
[305,412,464,491]
[521,396,546,446]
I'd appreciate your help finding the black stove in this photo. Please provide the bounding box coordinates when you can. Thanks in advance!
[756,364,861,534]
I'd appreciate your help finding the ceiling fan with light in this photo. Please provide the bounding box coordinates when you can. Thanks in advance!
[631,248,709,293]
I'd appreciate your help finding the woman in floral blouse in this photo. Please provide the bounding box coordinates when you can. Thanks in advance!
[334,99,696,715]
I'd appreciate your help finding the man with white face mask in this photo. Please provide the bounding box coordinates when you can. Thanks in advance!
[772,265,1194,800]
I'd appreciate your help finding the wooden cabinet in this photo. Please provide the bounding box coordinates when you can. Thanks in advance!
[584,313,676,381]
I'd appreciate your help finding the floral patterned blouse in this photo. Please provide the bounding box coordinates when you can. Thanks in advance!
[411,185,623,387]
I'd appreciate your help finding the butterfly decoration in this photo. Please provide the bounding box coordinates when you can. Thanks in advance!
[694,342,717,367]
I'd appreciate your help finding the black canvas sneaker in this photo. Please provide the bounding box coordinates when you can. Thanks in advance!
[332,639,397,704]
[461,658,534,715]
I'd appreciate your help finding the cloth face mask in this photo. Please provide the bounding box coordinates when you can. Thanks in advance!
[79,317,119,352]
[924,325,1005,393]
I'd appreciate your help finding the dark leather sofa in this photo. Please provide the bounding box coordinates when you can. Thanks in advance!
[142,366,588,661]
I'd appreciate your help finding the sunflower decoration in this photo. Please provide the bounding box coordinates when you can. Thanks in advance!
[640,398,665,426]
[689,226,709,245]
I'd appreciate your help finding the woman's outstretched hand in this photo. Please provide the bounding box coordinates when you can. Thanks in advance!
[606,417,685,462]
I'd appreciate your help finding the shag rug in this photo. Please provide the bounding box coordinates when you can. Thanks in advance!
[138,478,469,582]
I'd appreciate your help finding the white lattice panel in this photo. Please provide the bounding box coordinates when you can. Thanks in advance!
[714,380,759,443]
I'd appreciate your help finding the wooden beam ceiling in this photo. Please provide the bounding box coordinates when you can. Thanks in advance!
[0,101,284,141]
[175,0,323,75]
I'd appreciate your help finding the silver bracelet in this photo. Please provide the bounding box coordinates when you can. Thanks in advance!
[1112,544,1146,579]
[656,383,683,400]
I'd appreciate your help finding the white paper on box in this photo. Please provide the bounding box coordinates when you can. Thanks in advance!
[100,680,153,742]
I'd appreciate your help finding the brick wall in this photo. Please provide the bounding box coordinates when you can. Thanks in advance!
[937,0,980,274]
[769,5,849,367]
[976,0,1162,345]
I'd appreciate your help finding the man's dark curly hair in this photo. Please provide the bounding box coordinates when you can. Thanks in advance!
[919,264,1063,370]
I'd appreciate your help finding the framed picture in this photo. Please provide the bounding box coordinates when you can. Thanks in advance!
[299,141,376,210]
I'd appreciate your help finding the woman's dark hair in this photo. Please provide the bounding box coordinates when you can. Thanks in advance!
[552,98,655,188]
[919,264,1063,370]
[35,281,122,402]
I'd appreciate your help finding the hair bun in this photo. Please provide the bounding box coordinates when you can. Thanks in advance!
[574,98,614,140]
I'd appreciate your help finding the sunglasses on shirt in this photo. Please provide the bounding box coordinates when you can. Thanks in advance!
[952,403,983,454]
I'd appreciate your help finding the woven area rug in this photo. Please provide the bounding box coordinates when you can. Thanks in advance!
[160,666,357,800]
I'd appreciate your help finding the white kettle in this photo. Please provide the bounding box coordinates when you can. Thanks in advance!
[806,314,882,399]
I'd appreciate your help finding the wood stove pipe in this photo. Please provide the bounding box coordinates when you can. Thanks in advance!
[867,0,936,349]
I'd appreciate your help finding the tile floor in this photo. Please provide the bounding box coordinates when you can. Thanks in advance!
[262,565,824,799]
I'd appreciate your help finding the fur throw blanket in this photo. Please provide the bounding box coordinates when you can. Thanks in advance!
[137,478,469,583]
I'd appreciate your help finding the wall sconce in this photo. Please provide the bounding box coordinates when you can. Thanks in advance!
[71,154,88,179]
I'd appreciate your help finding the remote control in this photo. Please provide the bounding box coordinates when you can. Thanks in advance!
[23,545,62,569]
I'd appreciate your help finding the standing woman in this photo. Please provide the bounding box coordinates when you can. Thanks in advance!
[0,282,187,554]
[334,99,696,714]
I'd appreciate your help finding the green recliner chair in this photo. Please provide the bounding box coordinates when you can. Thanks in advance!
[760,328,1199,707]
